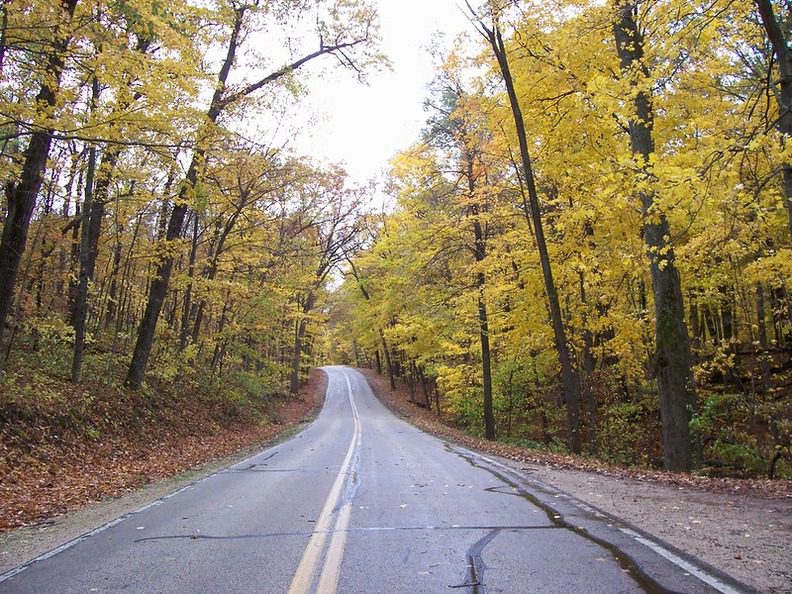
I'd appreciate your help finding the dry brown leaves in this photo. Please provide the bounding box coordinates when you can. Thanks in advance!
[359,369,792,501]
[0,370,325,533]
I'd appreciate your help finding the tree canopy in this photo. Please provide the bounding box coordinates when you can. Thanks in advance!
[331,0,792,476]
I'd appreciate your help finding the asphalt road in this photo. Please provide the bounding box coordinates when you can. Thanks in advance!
[0,366,754,594]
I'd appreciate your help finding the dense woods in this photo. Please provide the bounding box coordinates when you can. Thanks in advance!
[0,2,385,516]
[332,0,792,477]
[1,0,791,482]
[0,0,379,405]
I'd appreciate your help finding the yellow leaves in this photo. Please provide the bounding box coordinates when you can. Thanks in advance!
[333,0,792,421]
[436,362,482,416]
[744,249,792,286]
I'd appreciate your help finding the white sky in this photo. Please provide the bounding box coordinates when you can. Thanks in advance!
[287,1,473,188]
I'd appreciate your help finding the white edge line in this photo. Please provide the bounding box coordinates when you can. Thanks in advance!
[0,513,127,584]
[454,447,748,594]
[0,413,320,585]
[618,528,745,594]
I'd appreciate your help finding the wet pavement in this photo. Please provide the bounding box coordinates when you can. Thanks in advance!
[0,366,756,594]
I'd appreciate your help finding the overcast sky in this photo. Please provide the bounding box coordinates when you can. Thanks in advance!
[287,1,472,187]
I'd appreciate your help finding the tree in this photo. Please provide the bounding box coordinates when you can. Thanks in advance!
[0,0,79,368]
[424,80,498,439]
[466,1,583,452]
[613,0,697,471]
[125,0,381,388]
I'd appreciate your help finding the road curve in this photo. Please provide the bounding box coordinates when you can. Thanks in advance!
[0,366,754,594]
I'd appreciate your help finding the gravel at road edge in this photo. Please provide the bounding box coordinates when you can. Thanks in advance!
[509,459,791,594]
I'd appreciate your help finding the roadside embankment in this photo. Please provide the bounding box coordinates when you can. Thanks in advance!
[1,369,326,533]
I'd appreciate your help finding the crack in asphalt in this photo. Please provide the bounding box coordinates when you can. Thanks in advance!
[134,524,561,544]
[463,528,501,594]
[447,444,684,594]
[338,451,362,510]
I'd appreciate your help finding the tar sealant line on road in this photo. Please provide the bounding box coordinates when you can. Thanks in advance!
[286,371,362,594]
[454,446,751,594]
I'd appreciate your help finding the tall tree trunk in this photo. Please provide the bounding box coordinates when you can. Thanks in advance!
[755,0,792,236]
[379,329,396,390]
[470,181,495,439]
[614,0,696,471]
[0,0,79,367]
[66,200,81,321]
[71,145,97,382]
[477,288,495,439]
[289,293,316,394]
[474,13,582,452]
[179,213,199,351]
[69,147,115,324]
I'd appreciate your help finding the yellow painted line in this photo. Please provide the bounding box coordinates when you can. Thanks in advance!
[315,502,352,594]
[287,372,361,594]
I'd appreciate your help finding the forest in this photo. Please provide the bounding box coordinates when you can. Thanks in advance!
[0,0,790,488]
[331,0,792,478]
[0,0,382,515]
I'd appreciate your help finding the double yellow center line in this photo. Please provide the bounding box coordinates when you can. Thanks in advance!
[287,372,362,594]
